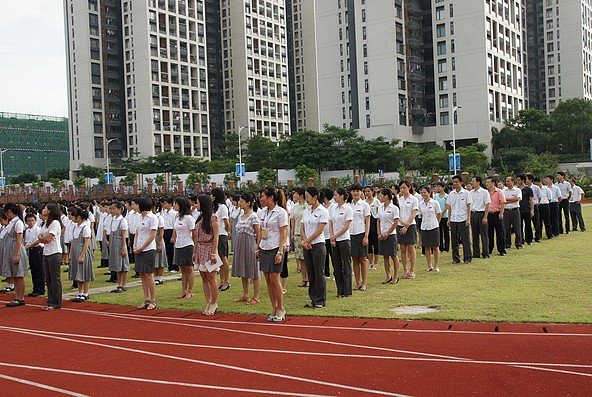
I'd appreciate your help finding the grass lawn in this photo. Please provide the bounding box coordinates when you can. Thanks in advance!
[22,206,592,324]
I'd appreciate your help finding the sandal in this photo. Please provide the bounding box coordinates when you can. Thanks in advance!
[136,302,149,310]
[358,286,366,291]
[202,303,211,315]
[219,284,230,292]
[298,281,309,288]
[381,277,392,284]
[426,268,434,272]
[235,296,249,303]
[146,303,157,310]
[390,277,400,285]
[5,299,25,307]
[183,293,193,299]
[247,297,260,305]
[205,303,218,316]
[408,271,416,279]
[176,293,187,299]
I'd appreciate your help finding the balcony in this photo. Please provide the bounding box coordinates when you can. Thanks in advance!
[412,124,424,134]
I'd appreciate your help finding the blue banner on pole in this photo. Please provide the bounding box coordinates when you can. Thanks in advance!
[0,177,5,189]
[104,172,114,184]
[448,154,461,172]
[235,163,245,177]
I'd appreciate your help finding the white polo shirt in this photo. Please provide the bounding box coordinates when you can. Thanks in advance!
[418,198,442,231]
[349,199,370,235]
[25,224,43,247]
[110,215,128,233]
[503,186,522,210]
[367,197,380,218]
[135,212,159,252]
[72,222,92,239]
[448,188,472,222]
[548,185,561,203]
[126,209,140,235]
[529,183,541,204]
[258,205,289,251]
[399,194,419,225]
[161,208,177,230]
[570,185,584,203]
[329,203,353,242]
[377,202,399,235]
[539,185,551,204]
[470,187,491,212]
[42,220,62,256]
[302,204,329,245]
[215,204,229,236]
[323,202,337,239]
[173,214,196,248]
[555,181,572,199]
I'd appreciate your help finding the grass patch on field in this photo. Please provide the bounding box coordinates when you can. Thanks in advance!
[80,207,592,323]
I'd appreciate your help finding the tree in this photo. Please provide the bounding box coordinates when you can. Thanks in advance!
[551,98,592,154]
[186,171,210,187]
[10,172,39,185]
[492,147,534,174]
[257,167,278,185]
[78,163,103,179]
[122,172,137,186]
[245,135,278,171]
[276,129,336,171]
[522,152,559,177]
[73,176,86,189]
[295,165,319,185]
[223,172,240,188]
[457,144,489,176]
[46,168,69,181]
[211,132,239,161]
[154,174,165,185]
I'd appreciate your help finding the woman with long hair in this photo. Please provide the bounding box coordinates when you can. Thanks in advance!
[349,184,371,291]
[276,187,290,293]
[133,197,159,310]
[212,188,231,291]
[229,194,243,255]
[37,204,63,310]
[377,188,400,284]
[290,187,308,287]
[398,180,419,279]
[418,185,442,272]
[109,201,129,293]
[364,186,380,271]
[232,192,261,304]
[329,188,353,297]
[193,194,220,315]
[152,201,167,285]
[172,197,196,298]
[2,203,28,307]
[70,208,95,302]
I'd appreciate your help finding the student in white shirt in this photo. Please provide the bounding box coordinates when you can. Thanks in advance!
[301,187,329,308]
[363,186,380,271]
[445,175,473,264]
[398,181,419,278]
[37,204,63,310]
[69,208,95,302]
[526,173,543,242]
[321,188,337,279]
[470,176,491,259]
[2,204,28,307]
[152,202,167,285]
[172,197,196,299]
[160,197,178,272]
[133,197,159,310]
[555,171,572,234]
[329,188,353,297]
[212,188,231,291]
[65,207,77,289]
[503,176,523,249]
[126,200,140,266]
[349,184,371,290]
[24,213,45,296]
[109,202,130,293]
[544,175,561,237]
[229,194,244,255]
[569,178,586,232]
[418,186,442,272]
[535,177,554,239]
[376,188,400,284]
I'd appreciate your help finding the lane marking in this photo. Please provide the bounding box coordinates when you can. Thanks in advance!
[0,362,339,397]
[0,326,408,397]
[0,371,89,397]
[514,365,592,378]
[7,325,592,370]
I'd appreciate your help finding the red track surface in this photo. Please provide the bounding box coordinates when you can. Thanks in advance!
[0,298,590,396]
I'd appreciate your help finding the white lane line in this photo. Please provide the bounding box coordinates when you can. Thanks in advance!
[8,325,592,370]
[514,365,592,378]
[0,362,339,397]
[0,371,89,397]
[0,326,408,397]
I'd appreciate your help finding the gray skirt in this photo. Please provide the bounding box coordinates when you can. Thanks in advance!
[351,233,368,258]
[135,250,156,273]
[218,235,229,258]
[260,248,282,273]
[174,245,194,266]
[397,224,417,245]
[378,234,398,256]
[421,227,440,248]
[154,248,167,269]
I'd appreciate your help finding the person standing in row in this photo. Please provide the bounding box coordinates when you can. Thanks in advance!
[555,171,572,234]
[349,184,370,290]
[257,187,288,322]
[363,186,380,271]
[212,188,231,291]
[329,187,353,297]
[545,176,561,237]
[70,208,95,303]
[229,195,243,255]
[470,177,490,259]
[109,202,129,293]
[398,181,419,277]
[2,203,28,307]
[161,197,178,273]
[377,188,400,284]
[446,175,473,264]
[126,200,140,277]
[434,183,449,253]
[569,178,586,232]
[152,202,167,285]
[321,188,335,279]
[517,175,535,245]
[38,204,63,310]
[232,193,261,304]
[485,177,506,256]
[290,187,308,288]
[536,177,554,240]
[134,197,158,310]
[301,187,329,308]
[172,197,196,299]
[503,177,523,249]
[24,213,45,297]
[418,186,442,272]
[526,173,542,243]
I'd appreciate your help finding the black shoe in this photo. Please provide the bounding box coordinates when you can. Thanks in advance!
[499,252,506,256]
[464,260,472,264]
[106,279,118,283]
[132,274,140,279]
[28,292,42,297]
[6,299,25,307]
[482,255,490,259]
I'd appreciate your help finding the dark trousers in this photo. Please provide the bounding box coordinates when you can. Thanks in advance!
[532,205,541,241]
[304,242,327,306]
[520,211,533,244]
[558,199,570,234]
[439,218,450,252]
[42,253,62,309]
[28,247,45,294]
[280,251,289,279]
[504,208,522,248]
[163,229,177,271]
[99,241,109,267]
[570,202,586,231]
[331,240,352,297]
[324,239,333,278]
[539,203,553,239]
[128,233,136,264]
[470,212,489,258]
[487,212,506,255]
[450,221,472,263]
[549,202,560,236]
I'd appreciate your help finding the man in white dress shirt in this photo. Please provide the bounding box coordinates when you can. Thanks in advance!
[545,175,561,237]
[526,173,542,242]
[469,177,490,259]
[555,171,572,234]
[503,176,523,249]
[569,178,586,232]
[445,175,472,264]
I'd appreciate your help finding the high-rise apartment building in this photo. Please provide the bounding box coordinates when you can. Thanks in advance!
[527,0,592,112]
[65,0,211,172]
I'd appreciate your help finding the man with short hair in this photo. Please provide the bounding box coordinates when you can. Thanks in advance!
[516,174,534,245]
[555,171,572,234]
[486,177,506,256]
[569,178,586,232]
[536,177,553,239]
[503,176,523,249]
[526,173,542,242]
[445,175,473,264]
[545,175,561,237]
[469,176,490,259]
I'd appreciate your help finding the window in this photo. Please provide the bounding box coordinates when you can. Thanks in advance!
[439,94,449,108]
[437,41,447,55]
[436,24,445,38]
[439,77,448,90]
[440,112,450,125]
[438,59,447,73]
[436,6,445,21]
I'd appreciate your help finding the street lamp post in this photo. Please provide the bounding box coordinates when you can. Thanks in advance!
[451,106,461,175]
[237,125,249,186]
[105,138,117,184]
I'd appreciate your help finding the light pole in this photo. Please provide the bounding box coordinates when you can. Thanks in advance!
[237,125,249,186]
[451,106,461,175]
[105,138,117,184]
[0,148,8,193]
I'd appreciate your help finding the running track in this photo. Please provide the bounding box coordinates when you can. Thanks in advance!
[0,299,590,396]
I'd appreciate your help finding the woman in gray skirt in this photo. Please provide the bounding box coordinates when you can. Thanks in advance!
[70,208,95,302]
[152,203,167,285]
[232,193,261,304]
[109,202,129,293]
[133,197,159,310]
[398,181,419,279]
[2,203,29,307]
[172,197,196,299]
[377,189,401,284]
[418,185,443,272]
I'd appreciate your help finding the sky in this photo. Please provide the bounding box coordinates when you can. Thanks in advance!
[0,0,68,117]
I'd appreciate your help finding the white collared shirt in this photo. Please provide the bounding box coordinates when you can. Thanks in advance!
[323,202,337,239]
[503,186,522,210]
[173,214,195,248]
[377,202,399,235]
[72,222,92,239]
[329,203,353,242]
[418,198,442,231]
[470,187,491,212]
[161,209,177,230]
[539,185,551,204]
[448,188,472,222]
[135,212,159,252]
[258,205,289,250]
[349,199,370,235]
[399,194,419,225]
[555,181,571,199]
[529,183,541,204]
[548,185,561,203]
[215,204,230,236]
[110,215,128,233]
[126,209,140,235]
[570,185,584,203]
[302,204,329,245]
[41,220,62,256]
[25,224,43,247]
[367,197,380,218]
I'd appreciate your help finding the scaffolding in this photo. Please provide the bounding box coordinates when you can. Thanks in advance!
[0,112,69,178]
